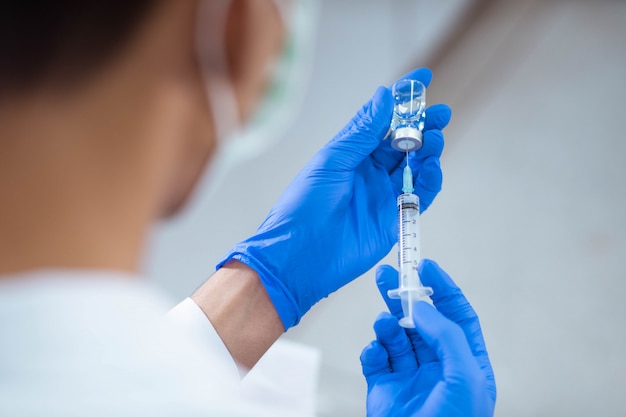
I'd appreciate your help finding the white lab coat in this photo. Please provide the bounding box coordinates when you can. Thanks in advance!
[0,270,319,416]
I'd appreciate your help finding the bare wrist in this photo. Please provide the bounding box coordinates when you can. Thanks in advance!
[191,260,283,369]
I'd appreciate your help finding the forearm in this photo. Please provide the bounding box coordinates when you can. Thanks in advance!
[191,260,283,369]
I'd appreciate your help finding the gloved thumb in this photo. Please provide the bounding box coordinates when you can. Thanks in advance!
[412,301,477,380]
[321,86,393,171]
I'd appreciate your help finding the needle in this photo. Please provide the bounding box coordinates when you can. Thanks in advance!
[402,149,414,194]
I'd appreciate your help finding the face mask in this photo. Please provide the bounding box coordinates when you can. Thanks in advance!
[195,0,318,197]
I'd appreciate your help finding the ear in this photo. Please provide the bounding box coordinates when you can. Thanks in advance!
[223,0,286,122]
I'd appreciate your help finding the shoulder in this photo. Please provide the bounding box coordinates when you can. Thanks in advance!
[0,271,247,416]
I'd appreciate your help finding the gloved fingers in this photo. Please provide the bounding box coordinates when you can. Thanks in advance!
[411,301,482,386]
[423,104,452,131]
[414,129,445,160]
[387,154,442,211]
[418,259,495,387]
[360,340,391,387]
[370,136,405,174]
[412,157,442,213]
[395,67,433,89]
[321,86,393,172]
[418,259,480,333]
[375,265,438,363]
[373,312,418,372]
[375,265,404,317]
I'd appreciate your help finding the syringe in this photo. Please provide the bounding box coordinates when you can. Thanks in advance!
[387,155,433,328]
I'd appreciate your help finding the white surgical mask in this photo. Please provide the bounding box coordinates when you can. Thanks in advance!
[195,0,318,197]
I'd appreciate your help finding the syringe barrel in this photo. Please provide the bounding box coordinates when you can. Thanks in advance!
[389,192,433,328]
[397,193,421,290]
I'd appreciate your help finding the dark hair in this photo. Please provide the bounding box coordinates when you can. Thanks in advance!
[0,1,160,94]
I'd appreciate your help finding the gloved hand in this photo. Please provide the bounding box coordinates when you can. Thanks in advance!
[218,68,451,329]
[360,260,496,417]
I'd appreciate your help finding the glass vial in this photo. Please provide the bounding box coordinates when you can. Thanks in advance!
[390,79,426,152]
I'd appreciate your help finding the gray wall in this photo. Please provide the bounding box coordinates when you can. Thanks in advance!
[147,1,626,415]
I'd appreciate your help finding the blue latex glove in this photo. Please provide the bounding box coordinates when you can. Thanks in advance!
[218,68,451,329]
[360,260,496,417]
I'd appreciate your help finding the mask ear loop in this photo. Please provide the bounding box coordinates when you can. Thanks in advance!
[195,0,240,145]
[194,0,250,197]
[194,0,317,198]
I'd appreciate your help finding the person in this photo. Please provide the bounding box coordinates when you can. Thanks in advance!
[0,1,495,416]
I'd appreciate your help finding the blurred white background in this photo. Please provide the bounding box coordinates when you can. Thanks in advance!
[146,1,626,415]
